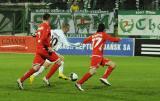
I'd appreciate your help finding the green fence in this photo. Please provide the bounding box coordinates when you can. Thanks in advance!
[0,9,26,35]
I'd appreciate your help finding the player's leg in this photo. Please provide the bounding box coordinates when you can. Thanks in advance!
[75,67,97,91]
[17,64,40,90]
[75,56,101,91]
[58,55,69,80]
[102,60,116,79]
[100,58,116,86]
[58,54,64,74]
[58,60,64,75]
[43,52,62,86]
[29,59,52,84]
[17,65,39,90]
[33,59,52,77]
[17,54,44,89]
[43,59,61,86]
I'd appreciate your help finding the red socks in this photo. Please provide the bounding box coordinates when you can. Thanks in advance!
[77,72,92,85]
[102,66,114,79]
[45,63,60,79]
[20,68,36,82]
[77,66,114,85]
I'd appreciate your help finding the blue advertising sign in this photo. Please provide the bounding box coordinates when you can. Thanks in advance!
[57,38,135,56]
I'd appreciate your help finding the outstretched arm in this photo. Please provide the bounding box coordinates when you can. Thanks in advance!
[61,33,81,47]
[105,34,120,42]
[83,36,92,44]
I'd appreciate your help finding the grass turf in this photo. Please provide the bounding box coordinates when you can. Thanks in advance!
[0,53,160,101]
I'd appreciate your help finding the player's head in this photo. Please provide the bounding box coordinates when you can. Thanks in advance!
[62,23,70,33]
[42,13,51,22]
[73,0,77,5]
[97,23,105,32]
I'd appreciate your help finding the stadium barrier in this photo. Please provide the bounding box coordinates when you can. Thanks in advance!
[0,36,35,53]
[0,36,135,56]
[135,39,160,56]
[58,38,135,56]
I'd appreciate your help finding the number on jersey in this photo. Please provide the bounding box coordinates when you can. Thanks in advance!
[51,35,58,47]
[92,37,103,51]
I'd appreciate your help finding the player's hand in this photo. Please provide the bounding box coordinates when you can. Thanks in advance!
[115,38,121,42]
[75,43,83,47]
[31,34,36,37]
[48,47,53,52]
[118,38,121,42]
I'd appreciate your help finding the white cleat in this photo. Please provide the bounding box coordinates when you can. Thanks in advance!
[75,83,84,91]
[99,78,111,86]
[43,77,51,86]
[17,79,24,90]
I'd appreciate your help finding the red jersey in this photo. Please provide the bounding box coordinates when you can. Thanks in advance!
[83,32,120,56]
[35,22,51,52]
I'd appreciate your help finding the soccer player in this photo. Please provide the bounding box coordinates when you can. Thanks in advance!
[29,23,81,83]
[17,13,62,89]
[75,23,120,91]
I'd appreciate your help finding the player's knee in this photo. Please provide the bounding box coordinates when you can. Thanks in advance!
[61,61,64,65]
[60,55,64,61]
[55,59,62,65]
[43,60,51,68]
[89,67,97,75]
[32,64,40,71]
[109,61,116,69]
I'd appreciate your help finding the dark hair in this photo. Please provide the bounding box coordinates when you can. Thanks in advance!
[62,22,70,28]
[43,13,50,21]
[97,23,105,32]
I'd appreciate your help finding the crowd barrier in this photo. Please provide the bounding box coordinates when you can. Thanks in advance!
[58,38,135,56]
[0,36,135,56]
[0,36,35,53]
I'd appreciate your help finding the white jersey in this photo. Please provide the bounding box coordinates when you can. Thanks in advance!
[50,29,79,51]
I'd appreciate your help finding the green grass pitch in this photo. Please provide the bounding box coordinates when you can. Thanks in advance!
[0,53,160,101]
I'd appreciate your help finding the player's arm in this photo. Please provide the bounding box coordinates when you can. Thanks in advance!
[104,33,120,42]
[60,33,81,47]
[83,36,92,44]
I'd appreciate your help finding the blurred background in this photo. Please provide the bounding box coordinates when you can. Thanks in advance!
[0,0,160,56]
[0,0,160,36]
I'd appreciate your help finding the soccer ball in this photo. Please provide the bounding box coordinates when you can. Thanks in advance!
[70,73,78,81]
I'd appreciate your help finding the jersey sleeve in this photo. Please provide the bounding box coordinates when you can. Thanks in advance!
[83,36,92,44]
[104,33,120,42]
[61,33,81,47]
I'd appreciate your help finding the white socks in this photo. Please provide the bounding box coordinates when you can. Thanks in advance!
[32,61,65,77]
[33,66,45,77]
[59,61,64,74]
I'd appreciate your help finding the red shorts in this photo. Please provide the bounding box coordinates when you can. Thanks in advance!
[91,56,110,68]
[33,48,59,66]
